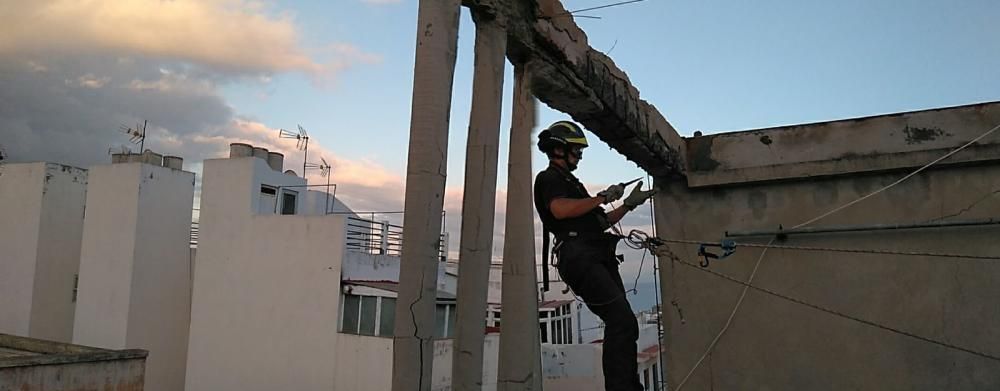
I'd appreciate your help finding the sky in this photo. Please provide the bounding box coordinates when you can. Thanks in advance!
[3,0,1000,322]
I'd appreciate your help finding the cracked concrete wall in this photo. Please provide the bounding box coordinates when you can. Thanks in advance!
[453,15,507,391]
[654,102,1000,389]
[394,0,462,390]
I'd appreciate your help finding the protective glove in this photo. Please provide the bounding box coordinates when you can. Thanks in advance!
[597,183,625,204]
[623,181,657,209]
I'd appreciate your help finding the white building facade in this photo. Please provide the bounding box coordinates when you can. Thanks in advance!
[72,157,195,391]
[185,148,352,390]
[0,162,87,343]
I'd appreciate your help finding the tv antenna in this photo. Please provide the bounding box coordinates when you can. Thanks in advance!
[119,120,148,152]
[305,156,335,213]
[278,124,310,175]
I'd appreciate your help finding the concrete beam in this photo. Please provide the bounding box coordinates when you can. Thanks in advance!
[392,0,462,390]
[685,101,1000,187]
[497,65,543,391]
[467,0,687,178]
[452,15,507,391]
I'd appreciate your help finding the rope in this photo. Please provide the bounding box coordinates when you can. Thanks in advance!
[658,238,1000,261]
[656,121,1000,391]
[655,244,1000,363]
[673,237,774,390]
[792,122,1000,229]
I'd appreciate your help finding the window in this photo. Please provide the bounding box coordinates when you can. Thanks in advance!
[449,305,458,331]
[359,296,377,336]
[280,190,298,215]
[259,185,277,214]
[643,368,650,390]
[340,294,397,337]
[72,274,79,303]
[539,322,548,343]
[379,298,396,336]
[435,303,455,338]
[342,295,360,333]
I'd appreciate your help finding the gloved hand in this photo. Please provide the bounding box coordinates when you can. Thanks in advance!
[597,183,625,204]
[623,181,657,209]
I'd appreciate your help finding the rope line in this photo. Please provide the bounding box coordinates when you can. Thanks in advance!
[658,238,1000,261]
[650,119,1000,389]
[792,122,1000,229]
[562,0,647,15]
[673,237,774,390]
[655,244,1000,363]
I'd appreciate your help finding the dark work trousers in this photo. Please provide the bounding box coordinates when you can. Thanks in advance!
[556,237,642,391]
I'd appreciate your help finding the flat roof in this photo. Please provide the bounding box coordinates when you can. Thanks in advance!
[0,333,147,369]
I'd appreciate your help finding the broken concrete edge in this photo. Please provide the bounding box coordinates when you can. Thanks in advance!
[464,0,687,178]
[685,100,1000,187]
[0,333,148,369]
[529,0,686,177]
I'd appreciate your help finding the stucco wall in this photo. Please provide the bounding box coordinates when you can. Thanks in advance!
[0,162,87,342]
[30,164,87,342]
[656,102,1000,389]
[74,162,194,391]
[185,156,347,391]
[0,163,47,338]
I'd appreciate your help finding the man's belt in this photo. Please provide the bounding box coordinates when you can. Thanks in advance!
[553,231,619,242]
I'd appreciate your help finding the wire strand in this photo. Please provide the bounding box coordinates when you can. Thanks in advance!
[658,245,1000,363]
[561,0,647,16]
[656,238,1000,261]
[674,237,774,390]
[792,122,1000,229]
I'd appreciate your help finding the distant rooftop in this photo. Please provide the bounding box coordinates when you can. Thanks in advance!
[0,333,146,369]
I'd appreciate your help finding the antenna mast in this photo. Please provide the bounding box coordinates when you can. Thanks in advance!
[278,125,310,176]
[118,120,148,152]
[304,156,334,213]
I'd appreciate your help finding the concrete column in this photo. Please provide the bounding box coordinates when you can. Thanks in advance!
[391,0,461,390]
[452,17,507,391]
[497,65,542,391]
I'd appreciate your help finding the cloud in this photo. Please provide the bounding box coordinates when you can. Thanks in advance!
[0,0,377,79]
[0,1,407,236]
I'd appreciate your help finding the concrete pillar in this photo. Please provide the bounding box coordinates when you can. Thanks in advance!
[497,65,543,390]
[391,0,461,390]
[452,16,507,391]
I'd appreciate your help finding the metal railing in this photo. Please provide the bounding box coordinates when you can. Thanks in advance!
[345,216,448,260]
[189,214,449,260]
[190,221,199,247]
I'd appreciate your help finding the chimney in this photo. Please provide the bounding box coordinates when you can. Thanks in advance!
[252,147,268,160]
[163,156,183,170]
[141,150,163,166]
[229,143,253,158]
[267,152,284,171]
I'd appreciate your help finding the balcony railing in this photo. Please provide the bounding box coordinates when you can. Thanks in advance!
[189,215,448,260]
[345,216,448,260]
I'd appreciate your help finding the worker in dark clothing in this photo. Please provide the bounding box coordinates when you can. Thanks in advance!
[533,120,656,391]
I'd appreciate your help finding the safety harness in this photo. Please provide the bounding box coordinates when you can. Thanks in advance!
[539,164,610,292]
